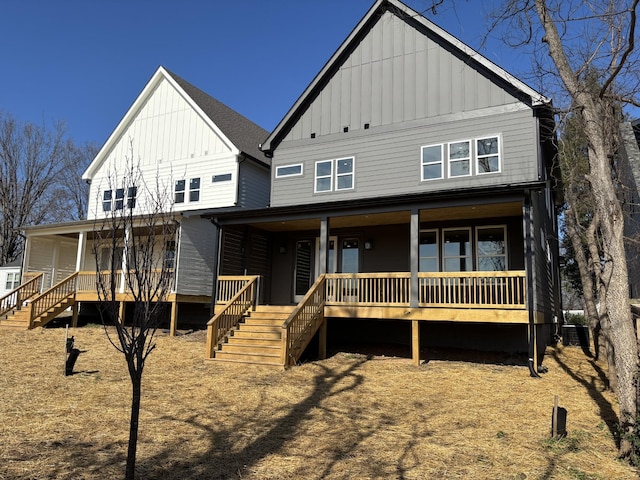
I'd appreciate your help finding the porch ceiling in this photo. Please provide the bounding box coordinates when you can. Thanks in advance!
[246,201,522,232]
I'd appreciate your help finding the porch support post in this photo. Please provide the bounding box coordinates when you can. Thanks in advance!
[523,191,540,378]
[170,300,178,337]
[75,231,86,272]
[209,219,221,317]
[120,226,131,294]
[319,217,329,275]
[22,236,31,282]
[318,319,327,360]
[412,320,420,366]
[410,209,419,308]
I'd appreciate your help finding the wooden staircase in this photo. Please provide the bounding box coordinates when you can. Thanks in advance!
[211,305,295,366]
[0,297,75,329]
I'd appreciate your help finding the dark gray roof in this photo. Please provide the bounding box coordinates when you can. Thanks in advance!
[165,69,270,167]
[1,258,21,269]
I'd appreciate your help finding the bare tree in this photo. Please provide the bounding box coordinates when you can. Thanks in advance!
[465,0,640,459]
[0,111,66,264]
[92,156,177,480]
[50,140,99,222]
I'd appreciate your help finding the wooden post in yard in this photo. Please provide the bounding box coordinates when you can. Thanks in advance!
[169,300,178,336]
[412,320,420,366]
[318,319,327,360]
[71,301,79,327]
[118,301,126,324]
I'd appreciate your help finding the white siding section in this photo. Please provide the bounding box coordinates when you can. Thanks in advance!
[87,77,240,219]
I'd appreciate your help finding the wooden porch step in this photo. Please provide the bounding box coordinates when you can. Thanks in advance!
[219,344,280,355]
[212,351,282,365]
[235,324,282,334]
[231,330,281,340]
[253,305,296,314]
[228,336,280,346]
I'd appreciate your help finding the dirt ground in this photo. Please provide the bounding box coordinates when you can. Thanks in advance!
[0,324,637,480]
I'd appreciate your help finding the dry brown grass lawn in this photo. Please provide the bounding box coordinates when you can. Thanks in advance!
[0,324,637,480]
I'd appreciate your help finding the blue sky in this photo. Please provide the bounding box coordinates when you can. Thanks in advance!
[0,0,524,146]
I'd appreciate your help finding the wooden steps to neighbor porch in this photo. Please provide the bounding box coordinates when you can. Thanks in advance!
[210,305,295,366]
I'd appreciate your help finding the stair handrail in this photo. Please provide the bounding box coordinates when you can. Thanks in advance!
[281,274,326,367]
[28,273,79,329]
[0,272,44,317]
[205,275,260,358]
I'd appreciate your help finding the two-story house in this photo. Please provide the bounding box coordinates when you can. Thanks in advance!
[1,66,269,332]
[204,0,561,374]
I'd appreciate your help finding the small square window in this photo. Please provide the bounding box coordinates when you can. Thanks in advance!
[175,180,185,203]
[336,157,354,190]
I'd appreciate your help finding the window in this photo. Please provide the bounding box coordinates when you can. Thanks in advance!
[419,230,439,272]
[341,239,359,273]
[103,190,112,211]
[315,157,354,193]
[315,160,333,192]
[336,158,354,190]
[421,145,443,181]
[476,226,507,271]
[127,186,137,209]
[175,180,185,203]
[99,247,124,271]
[276,164,303,178]
[164,241,176,269]
[476,136,500,174]
[115,188,125,210]
[448,141,471,177]
[189,178,200,202]
[5,272,20,290]
[443,228,471,272]
[212,173,232,183]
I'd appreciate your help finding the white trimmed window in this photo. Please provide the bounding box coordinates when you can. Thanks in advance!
[315,157,354,193]
[189,178,200,202]
[276,164,303,178]
[336,157,354,190]
[448,140,471,177]
[115,188,125,210]
[476,226,507,271]
[102,190,112,211]
[174,180,185,203]
[443,228,472,272]
[419,229,439,272]
[476,136,501,174]
[421,144,443,181]
[127,186,137,209]
[5,272,20,290]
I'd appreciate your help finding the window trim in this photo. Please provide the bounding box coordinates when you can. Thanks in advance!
[475,225,508,271]
[189,177,200,202]
[275,164,303,178]
[419,228,439,272]
[447,140,472,178]
[335,157,355,191]
[442,227,472,272]
[314,160,334,193]
[102,190,112,212]
[421,144,444,182]
[174,180,185,204]
[475,135,501,175]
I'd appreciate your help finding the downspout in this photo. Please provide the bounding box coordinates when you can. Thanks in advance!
[209,218,222,317]
[524,191,541,378]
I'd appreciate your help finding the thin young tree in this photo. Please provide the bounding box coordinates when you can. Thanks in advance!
[92,156,177,480]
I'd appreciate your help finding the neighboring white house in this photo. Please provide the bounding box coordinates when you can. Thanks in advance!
[17,66,270,331]
[0,259,21,298]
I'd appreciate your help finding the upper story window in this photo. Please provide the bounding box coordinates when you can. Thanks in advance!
[421,145,443,181]
[189,178,201,202]
[127,186,137,209]
[103,190,112,212]
[448,140,471,177]
[420,134,502,182]
[315,157,354,193]
[476,136,501,174]
[275,164,303,178]
[175,180,185,203]
[212,173,232,183]
[115,188,125,210]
